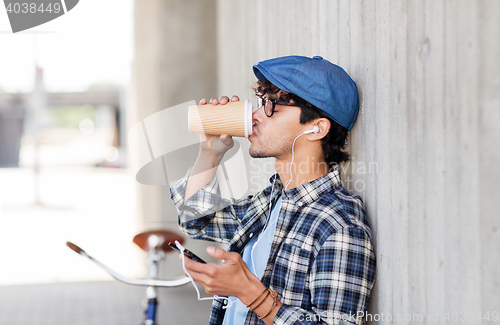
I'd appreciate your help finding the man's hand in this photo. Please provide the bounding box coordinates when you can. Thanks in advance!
[182,246,283,325]
[182,246,265,303]
[198,96,239,159]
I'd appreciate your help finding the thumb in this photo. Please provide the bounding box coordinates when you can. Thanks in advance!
[220,134,233,145]
[206,246,231,261]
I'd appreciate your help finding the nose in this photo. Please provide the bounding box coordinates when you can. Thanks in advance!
[252,104,265,124]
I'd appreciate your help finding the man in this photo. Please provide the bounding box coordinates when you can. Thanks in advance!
[170,55,376,325]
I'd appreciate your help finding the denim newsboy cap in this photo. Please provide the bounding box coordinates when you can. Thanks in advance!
[253,55,359,131]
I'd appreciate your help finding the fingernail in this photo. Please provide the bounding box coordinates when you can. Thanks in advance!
[207,246,215,255]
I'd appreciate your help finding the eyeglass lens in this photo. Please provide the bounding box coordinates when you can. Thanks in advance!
[264,98,274,117]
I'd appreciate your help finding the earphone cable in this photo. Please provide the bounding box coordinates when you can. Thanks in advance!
[175,241,237,309]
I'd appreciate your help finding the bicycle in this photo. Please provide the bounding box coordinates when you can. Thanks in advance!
[66,229,191,325]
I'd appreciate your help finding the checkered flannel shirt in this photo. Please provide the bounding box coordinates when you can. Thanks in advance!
[170,167,376,325]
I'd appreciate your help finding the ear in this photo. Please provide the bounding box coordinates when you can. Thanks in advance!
[307,118,330,140]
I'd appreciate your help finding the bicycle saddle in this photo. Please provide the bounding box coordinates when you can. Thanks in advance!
[133,230,184,253]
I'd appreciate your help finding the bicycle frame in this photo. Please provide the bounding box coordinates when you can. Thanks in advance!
[66,241,190,324]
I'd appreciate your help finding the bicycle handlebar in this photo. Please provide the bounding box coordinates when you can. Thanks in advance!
[66,241,191,287]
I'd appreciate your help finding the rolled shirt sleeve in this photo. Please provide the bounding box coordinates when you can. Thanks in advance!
[170,170,254,244]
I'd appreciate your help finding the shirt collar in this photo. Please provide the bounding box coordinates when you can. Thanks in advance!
[267,167,342,208]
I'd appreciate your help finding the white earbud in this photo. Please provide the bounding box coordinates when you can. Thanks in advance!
[302,126,319,135]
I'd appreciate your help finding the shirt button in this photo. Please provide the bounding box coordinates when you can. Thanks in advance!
[312,56,323,60]
[249,233,254,238]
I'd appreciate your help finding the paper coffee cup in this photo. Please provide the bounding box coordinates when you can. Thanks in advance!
[188,100,253,137]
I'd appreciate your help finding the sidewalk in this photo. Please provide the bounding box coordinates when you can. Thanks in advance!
[0,281,212,325]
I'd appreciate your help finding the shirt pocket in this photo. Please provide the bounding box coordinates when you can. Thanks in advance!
[271,243,312,307]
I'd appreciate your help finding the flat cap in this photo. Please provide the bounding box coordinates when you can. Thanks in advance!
[253,55,359,130]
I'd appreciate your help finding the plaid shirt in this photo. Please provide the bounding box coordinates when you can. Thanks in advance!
[170,167,376,325]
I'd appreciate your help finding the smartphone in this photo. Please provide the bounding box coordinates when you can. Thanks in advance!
[168,242,207,264]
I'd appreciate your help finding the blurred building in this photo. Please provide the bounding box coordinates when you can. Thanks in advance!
[0,95,26,167]
[0,88,125,168]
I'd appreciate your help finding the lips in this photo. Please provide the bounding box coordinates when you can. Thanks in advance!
[249,126,257,140]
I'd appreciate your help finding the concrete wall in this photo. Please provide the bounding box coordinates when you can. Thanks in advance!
[132,0,500,320]
[133,0,217,228]
[215,0,500,323]
[132,0,218,274]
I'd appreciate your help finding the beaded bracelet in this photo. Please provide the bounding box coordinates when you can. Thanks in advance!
[256,289,279,319]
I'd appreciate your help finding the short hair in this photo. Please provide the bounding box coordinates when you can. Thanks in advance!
[253,79,349,166]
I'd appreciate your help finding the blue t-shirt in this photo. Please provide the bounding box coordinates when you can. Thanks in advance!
[222,195,282,325]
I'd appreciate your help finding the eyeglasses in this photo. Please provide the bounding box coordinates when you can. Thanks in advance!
[262,98,301,117]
